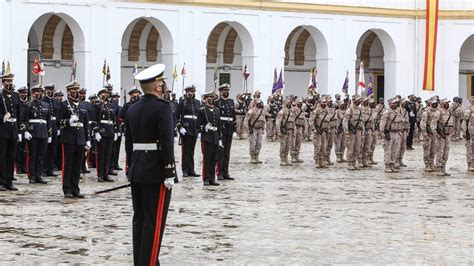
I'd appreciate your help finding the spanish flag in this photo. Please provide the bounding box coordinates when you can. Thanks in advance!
[422,0,439,91]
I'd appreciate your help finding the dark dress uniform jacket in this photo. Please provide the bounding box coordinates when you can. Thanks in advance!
[197,106,221,145]
[0,91,21,140]
[81,101,94,137]
[57,100,90,146]
[92,101,116,138]
[26,100,51,139]
[176,97,200,136]
[42,96,58,135]
[214,98,235,136]
[125,94,176,184]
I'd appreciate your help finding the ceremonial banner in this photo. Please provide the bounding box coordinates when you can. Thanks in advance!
[367,73,374,96]
[357,62,365,95]
[342,71,349,95]
[422,0,439,91]
[272,69,283,94]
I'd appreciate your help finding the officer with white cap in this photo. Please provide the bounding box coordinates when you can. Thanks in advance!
[125,63,176,265]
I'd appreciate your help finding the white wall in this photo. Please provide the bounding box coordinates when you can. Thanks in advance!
[0,0,473,103]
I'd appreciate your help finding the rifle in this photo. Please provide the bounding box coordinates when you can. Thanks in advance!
[313,111,327,135]
[374,107,384,130]
[248,109,263,134]
[436,110,451,139]
[348,109,362,134]
[384,111,397,141]
[364,109,373,132]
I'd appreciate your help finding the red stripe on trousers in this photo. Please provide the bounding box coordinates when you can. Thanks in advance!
[149,184,165,266]
[61,144,65,184]
[26,143,31,178]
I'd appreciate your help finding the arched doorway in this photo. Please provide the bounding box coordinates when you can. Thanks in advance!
[459,35,474,100]
[205,21,254,99]
[120,17,174,101]
[355,29,396,99]
[27,13,85,90]
[283,25,328,97]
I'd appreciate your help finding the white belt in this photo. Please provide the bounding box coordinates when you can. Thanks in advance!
[89,121,94,124]
[70,122,84,127]
[29,119,47,124]
[133,143,157,151]
[51,117,56,121]
[5,118,16,123]
[183,115,197,120]
[208,126,218,131]
[220,117,233,121]
[100,120,114,125]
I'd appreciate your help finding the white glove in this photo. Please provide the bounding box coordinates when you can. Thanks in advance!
[197,133,201,139]
[164,177,175,190]
[3,112,11,122]
[179,127,187,135]
[174,137,178,143]
[219,140,223,148]
[114,133,118,141]
[18,134,22,142]
[47,137,52,143]
[409,111,415,117]
[24,131,32,140]
[95,132,102,142]
[57,130,61,137]
[69,114,79,125]
[86,140,91,150]
[233,132,237,139]
[205,124,211,132]
[117,132,121,137]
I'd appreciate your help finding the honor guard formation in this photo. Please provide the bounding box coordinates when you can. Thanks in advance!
[1,62,473,264]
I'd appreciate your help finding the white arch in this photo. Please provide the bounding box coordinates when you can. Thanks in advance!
[458,34,474,99]
[355,28,397,99]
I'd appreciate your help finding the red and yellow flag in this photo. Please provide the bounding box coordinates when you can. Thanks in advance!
[422,0,439,91]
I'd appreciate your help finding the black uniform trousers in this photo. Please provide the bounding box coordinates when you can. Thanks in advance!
[62,143,84,195]
[201,141,219,182]
[44,134,57,174]
[15,141,27,174]
[217,133,232,178]
[111,135,122,170]
[131,183,171,266]
[407,122,415,148]
[0,138,17,187]
[28,138,48,180]
[55,141,63,170]
[181,134,197,175]
[88,139,96,168]
[96,137,113,178]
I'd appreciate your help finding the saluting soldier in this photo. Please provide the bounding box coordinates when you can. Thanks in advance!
[0,73,21,191]
[54,90,65,170]
[244,98,266,164]
[15,86,29,175]
[420,97,438,172]
[42,83,59,177]
[215,83,236,180]
[304,98,315,141]
[450,97,464,141]
[125,63,176,265]
[343,95,364,170]
[431,98,453,176]
[198,90,222,186]
[78,88,92,174]
[310,96,329,168]
[85,94,98,168]
[111,92,123,172]
[92,88,117,182]
[176,85,200,177]
[263,96,278,142]
[379,97,401,173]
[396,98,410,168]
[25,85,51,184]
[235,94,247,139]
[325,96,337,165]
[276,98,296,166]
[334,99,347,163]
[463,97,474,171]
[120,86,142,121]
[374,97,385,137]
[57,81,90,198]
[291,98,306,163]
[360,97,375,168]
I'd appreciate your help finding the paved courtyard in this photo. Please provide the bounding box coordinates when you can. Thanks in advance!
[0,138,473,264]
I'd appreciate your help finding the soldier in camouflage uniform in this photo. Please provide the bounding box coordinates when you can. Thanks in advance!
[420,97,438,172]
[276,99,296,166]
[368,97,378,164]
[325,96,337,165]
[379,97,401,173]
[396,98,410,168]
[414,98,424,141]
[463,97,474,171]
[263,96,278,142]
[343,95,364,170]
[291,98,306,163]
[450,97,464,141]
[374,97,385,138]
[309,96,328,168]
[335,100,347,163]
[430,98,453,176]
[235,94,247,139]
[245,99,266,164]
[360,97,375,167]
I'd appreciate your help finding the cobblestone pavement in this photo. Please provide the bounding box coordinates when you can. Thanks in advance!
[1,138,473,264]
